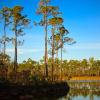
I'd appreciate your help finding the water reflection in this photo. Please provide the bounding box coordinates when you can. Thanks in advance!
[60,82,100,100]
[32,82,100,100]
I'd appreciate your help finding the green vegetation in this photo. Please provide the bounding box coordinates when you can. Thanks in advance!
[0,53,100,84]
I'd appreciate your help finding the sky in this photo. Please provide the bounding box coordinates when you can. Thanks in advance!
[0,0,100,62]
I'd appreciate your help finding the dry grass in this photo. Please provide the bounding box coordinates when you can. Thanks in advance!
[70,76,100,80]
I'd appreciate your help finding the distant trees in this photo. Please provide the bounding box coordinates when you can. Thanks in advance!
[18,58,37,71]
[0,49,100,83]
[0,53,10,79]
[18,58,100,82]
[0,53,10,66]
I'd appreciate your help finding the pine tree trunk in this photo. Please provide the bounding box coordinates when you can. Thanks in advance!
[56,43,58,67]
[3,18,6,55]
[60,35,63,80]
[60,46,63,80]
[51,28,55,81]
[44,14,48,78]
[14,24,17,72]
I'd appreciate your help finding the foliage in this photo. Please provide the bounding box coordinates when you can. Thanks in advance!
[0,53,10,66]
[49,17,63,25]
[0,7,12,54]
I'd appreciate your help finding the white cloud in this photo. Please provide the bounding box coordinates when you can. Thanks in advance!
[6,48,43,55]
[65,43,100,50]
[6,43,100,55]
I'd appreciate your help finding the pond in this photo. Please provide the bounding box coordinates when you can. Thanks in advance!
[58,81,100,100]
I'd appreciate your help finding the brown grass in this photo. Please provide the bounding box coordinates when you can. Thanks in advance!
[70,76,100,80]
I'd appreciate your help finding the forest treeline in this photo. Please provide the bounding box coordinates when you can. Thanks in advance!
[0,53,100,84]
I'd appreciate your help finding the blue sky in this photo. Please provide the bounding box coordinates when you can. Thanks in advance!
[0,0,100,62]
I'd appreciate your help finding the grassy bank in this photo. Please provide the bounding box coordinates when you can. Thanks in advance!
[70,76,100,81]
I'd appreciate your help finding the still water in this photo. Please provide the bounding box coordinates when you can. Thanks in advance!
[58,82,100,100]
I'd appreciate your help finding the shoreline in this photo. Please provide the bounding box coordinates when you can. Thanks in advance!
[0,82,69,99]
[69,76,100,81]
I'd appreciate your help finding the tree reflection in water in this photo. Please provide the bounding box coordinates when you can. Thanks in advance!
[61,82,100,100]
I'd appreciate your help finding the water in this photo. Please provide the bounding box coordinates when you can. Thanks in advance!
[58,82,100,100]
[58,89,100,100]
